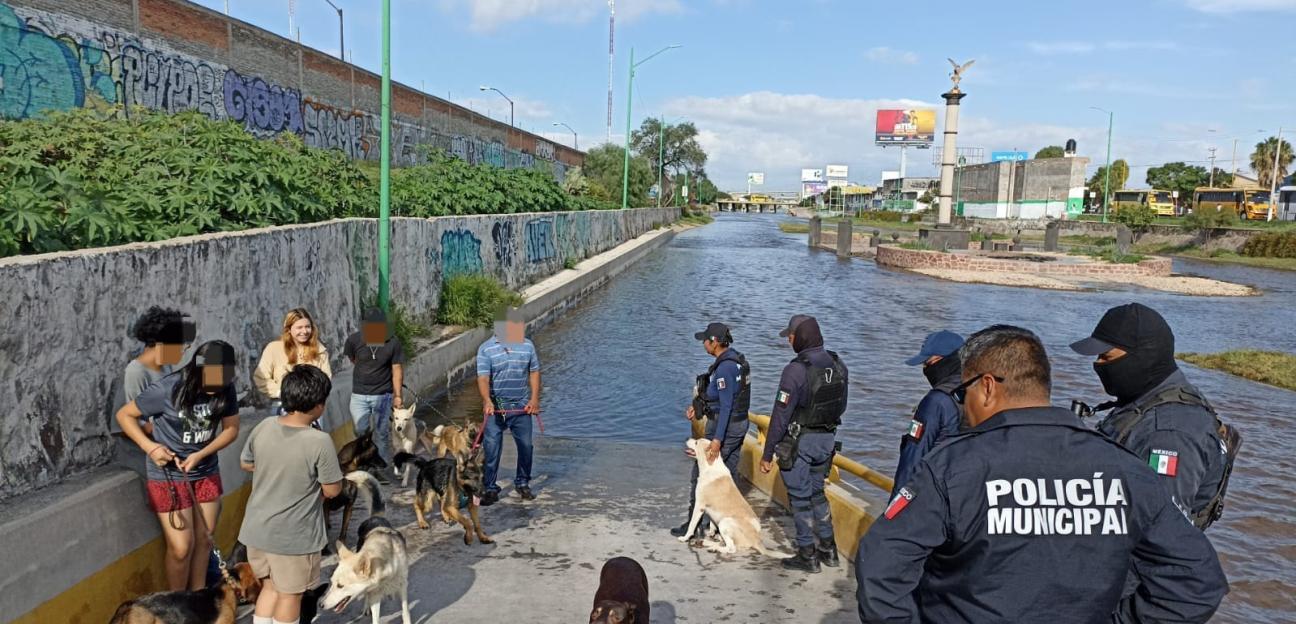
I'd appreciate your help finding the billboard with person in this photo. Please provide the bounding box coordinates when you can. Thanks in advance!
[875,109,936,145]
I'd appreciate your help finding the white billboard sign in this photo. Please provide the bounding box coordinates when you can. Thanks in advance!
[801,168,824,182]
[826,165,849,178]
[747,172,765,185]
[827,179,848,188]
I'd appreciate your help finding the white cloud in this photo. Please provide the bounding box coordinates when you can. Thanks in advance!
[1027,40,1178,55]
[441,0,681,33]
[1182,0,1296,12]
[864,46,919,65]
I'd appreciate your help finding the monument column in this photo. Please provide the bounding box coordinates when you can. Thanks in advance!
[937,90,965,225]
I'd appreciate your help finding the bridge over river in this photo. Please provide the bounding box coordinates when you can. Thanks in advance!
[327,214,1293,623]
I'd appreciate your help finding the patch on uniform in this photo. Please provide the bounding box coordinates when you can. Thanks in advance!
[1149,449,1179,476]
[907,419,924,440]
[776,390,791,405]
[885,488,913,520]
[717,377,727,390]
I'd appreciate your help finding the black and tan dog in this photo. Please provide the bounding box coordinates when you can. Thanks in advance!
[393,450,494,545]
[589,557,650,624]
[228,541,327,622]
[338,429,388,473]
[423,422,477,459]
[323,471,385,554]
[109,562,259,624]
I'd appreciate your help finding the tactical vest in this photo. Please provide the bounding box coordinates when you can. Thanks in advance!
[791,350,847,431]
[1105,385,1241,530]
[697,349,751,421]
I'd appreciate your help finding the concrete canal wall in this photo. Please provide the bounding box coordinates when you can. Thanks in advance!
[0,209,680,623]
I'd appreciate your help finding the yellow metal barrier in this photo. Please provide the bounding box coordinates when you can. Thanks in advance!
[747,413,895,494]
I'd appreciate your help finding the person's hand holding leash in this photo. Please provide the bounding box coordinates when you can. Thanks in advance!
[177,451,205,473]
[686,405,696,421]
[706,439,721,463]
[760,459,773,474]
[146,444,175,467]
[483,399,495,416]
[524,399,540,415]
[393,394,404,410]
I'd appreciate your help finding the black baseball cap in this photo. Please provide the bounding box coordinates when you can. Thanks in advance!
[694,322,732,342]
[779,314,812,337]
[1070,302,1173,356]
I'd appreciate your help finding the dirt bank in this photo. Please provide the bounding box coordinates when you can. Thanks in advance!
[908,268,1257,296]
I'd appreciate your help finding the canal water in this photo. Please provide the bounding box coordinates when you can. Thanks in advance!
[427,213,1295,623]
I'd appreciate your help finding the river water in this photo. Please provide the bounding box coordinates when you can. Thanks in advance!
[428,213,1295,622]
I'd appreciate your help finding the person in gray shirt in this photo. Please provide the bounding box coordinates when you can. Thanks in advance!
[119,307,190,434]
[240,364,343,624]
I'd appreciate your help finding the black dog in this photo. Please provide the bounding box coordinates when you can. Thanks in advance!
[337,429,387,473]
[590,557,649,624]
[355,514,396,550]
[394,451,493,545]
[323,471,385,554]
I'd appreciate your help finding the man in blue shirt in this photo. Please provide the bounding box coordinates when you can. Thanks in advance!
[892,330,964,498]
[476,307,541,506]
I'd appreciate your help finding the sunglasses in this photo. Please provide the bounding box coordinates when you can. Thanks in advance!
[952,374,1005,404]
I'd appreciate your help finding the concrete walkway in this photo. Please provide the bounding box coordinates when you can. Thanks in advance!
[292,436,858,623]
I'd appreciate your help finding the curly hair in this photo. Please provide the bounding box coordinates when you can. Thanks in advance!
[130,306,185,346]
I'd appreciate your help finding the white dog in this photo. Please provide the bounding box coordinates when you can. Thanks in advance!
[680,438,789,557]
[320,523,412,624]
[390,400,426,486]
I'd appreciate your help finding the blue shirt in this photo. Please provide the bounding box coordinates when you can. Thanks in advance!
[704,351,742,441]
[134,373,239,480]
[476,337,540,405]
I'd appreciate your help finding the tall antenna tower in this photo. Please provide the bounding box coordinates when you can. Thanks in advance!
[606,0,615,145]
[288,0,296,38]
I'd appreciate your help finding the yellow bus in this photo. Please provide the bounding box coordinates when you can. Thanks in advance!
[1112,189,1176,217]
[1192,188,1272,220]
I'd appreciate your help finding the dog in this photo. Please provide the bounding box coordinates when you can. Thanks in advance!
[338,429,388,474]
[324,471,385,553]
[320,524,412,624]
[393,450,494,545]
[589,557,650,624]
[680,438,789,557]
[391,400,428,486]
[108,562,258,623]
[423,422,475,459]
[228,541,327,622]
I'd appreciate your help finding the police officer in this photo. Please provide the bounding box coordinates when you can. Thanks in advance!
[671,321,752,538]
[855,325,1227,623]
[1071,302,1237,530]
[892,330,964,498]
[759,315,847,573]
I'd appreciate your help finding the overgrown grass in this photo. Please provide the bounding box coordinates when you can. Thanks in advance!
[779,222,810,233]
[1061,234,1116,246]
[1074,244,1145,264]
[360,295,433,360]
[898,240,933,251]
[678,212,714,226]
[435,274,524,328]
[1179,350,1296,392]
[563,256,579,270]
[1134,242,1296,271]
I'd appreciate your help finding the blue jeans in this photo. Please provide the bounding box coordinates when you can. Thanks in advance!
[483,413,533,494]
[350,393,393,464]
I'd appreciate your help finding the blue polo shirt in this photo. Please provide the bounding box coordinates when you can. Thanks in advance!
[476,337,540,406]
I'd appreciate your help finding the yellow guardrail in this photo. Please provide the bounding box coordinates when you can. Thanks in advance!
[746,413,895,494]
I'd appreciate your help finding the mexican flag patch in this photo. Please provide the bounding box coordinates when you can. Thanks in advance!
[885,488,913,520]
[776,390,790,405]
[1149,449,1178,476]
[908,419,924,440]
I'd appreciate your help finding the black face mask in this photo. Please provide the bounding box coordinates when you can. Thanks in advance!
[1094,348,1178,404]
[923,353,961,388]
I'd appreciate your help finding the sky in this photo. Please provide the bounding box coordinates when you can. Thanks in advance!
[195,0,1296,192]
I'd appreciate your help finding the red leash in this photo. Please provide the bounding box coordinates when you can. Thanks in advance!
[470,409,545,450]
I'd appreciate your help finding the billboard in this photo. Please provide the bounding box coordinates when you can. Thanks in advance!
[875,109,936,145]
[827,179,848,188]
[826,165,849,178]
[747,172,765,185]
[801,168,824,182]
[991,151,1029,162]
[802,182,827,197]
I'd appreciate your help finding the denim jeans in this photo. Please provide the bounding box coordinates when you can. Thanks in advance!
[483,413,533,494]
[350,393,393,464]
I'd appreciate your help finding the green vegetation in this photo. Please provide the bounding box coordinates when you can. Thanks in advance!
[1249,136,1293,189]
[1112,202,1158,237]
[1079,245,1145,264]
[1034,145,1065,159]
[1061,234,1116,246]
[361,294,433,360]
[779,222,810,233]
[1087,159,1130,198]
[435,274,524,328]
[1185,205,1238,243]
[563,256,579,270]
[898,240,933,251]
[1145,162,1231,200]
[1240,232,1296,258]
[391,152,612,216]
[678,212,714,226]
[1179,350,1296,392]
[1136,243,1296,271]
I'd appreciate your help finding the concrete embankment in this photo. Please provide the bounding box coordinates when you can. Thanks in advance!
[0,208,678,623]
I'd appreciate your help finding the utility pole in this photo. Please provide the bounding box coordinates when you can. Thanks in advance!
[1208,146,1217,188]
[1231,138,1238,181]
[378,0,391,311]
[1268,127,1284,221]
[1091,107,1114,223]
[607,0,615,145]
[657,118,664,209]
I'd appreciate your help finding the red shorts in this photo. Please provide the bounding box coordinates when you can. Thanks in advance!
[146,474,223,513]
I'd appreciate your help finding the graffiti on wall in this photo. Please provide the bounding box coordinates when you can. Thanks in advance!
[491,220,516,267]
[524,218,557,264]
[0,2,569,179]
[440,229,483,277]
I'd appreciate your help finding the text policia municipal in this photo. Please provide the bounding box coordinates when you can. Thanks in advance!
[986,474,1129,536]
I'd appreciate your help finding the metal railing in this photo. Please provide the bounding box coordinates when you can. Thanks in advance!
[746,414,895,494]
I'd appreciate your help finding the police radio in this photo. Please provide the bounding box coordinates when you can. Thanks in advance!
[1070,400,1096,419]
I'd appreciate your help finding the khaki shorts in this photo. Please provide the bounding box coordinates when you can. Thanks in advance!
[247,546,321,594]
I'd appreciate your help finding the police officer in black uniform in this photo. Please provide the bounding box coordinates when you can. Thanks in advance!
[671,322,752,538]
[855,325,1227,623]
[759,315,847,573]
[1071,302,1239,530]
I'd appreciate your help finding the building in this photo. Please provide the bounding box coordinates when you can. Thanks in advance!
[955,157,1089,219]
[876,177,938,212]
[1229,172,1262,190]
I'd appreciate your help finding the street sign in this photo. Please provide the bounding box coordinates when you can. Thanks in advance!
[801,168,824,182]
[747,172,765,185]
[991,151,1029,162]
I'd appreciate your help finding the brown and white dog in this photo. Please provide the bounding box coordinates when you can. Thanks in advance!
[393,450,494,545]
[589,557,650,624]
[423,422,476,459]
[108,562,259,624]
[680,438,789,557]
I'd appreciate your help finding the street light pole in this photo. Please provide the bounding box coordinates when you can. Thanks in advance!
[322,0,344,60]
[1269,126,1284,221]
[378,0,391,312]
[1091,107,1113,223]
[657,118,664,208]
[619,44,680,209]
[552,122,577,150]
[479,86,514,127]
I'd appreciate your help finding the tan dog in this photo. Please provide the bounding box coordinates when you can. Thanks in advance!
[109,562,259,623]
[423,422,476,459]
[680,438,789,557]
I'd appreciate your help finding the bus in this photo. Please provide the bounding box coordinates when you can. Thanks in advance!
[1112,189,1176,217]
[1191,188,1272,221]
[1279,186,1296,221]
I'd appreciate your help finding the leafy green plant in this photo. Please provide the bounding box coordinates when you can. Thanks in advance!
[899,240,933,251]
[436,275,524,328]
[1077,245,1145,264]
[1240,232,1296,258]
[1185,205,1238,243]
[358,295,434,361]
[1112,203,1158,238]
[563,256,579,270]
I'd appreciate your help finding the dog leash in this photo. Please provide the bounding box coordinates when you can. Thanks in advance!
[470,408,545,450]
[164,464,242,598]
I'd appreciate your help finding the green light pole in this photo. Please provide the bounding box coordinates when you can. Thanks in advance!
[621,44,680,209]
[954,156,966,216]
[1091,106,1113,224]
[657,117,664,208]
[378,0,391,312]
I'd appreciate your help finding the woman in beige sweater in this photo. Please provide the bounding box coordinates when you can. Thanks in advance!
[254,308,332,415]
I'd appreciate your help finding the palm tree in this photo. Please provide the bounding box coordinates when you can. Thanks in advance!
[1249,136,1294,189]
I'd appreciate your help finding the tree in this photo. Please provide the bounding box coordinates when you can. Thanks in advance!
[1088,158,1130,199]
[1186,203,1237,244]
[630,118,707,201]
[1035,145,1065,159]
[1113,203,1157,239]
[1249,136,1294,189]
[581,143,655,207]
[1146,161,1208,204]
